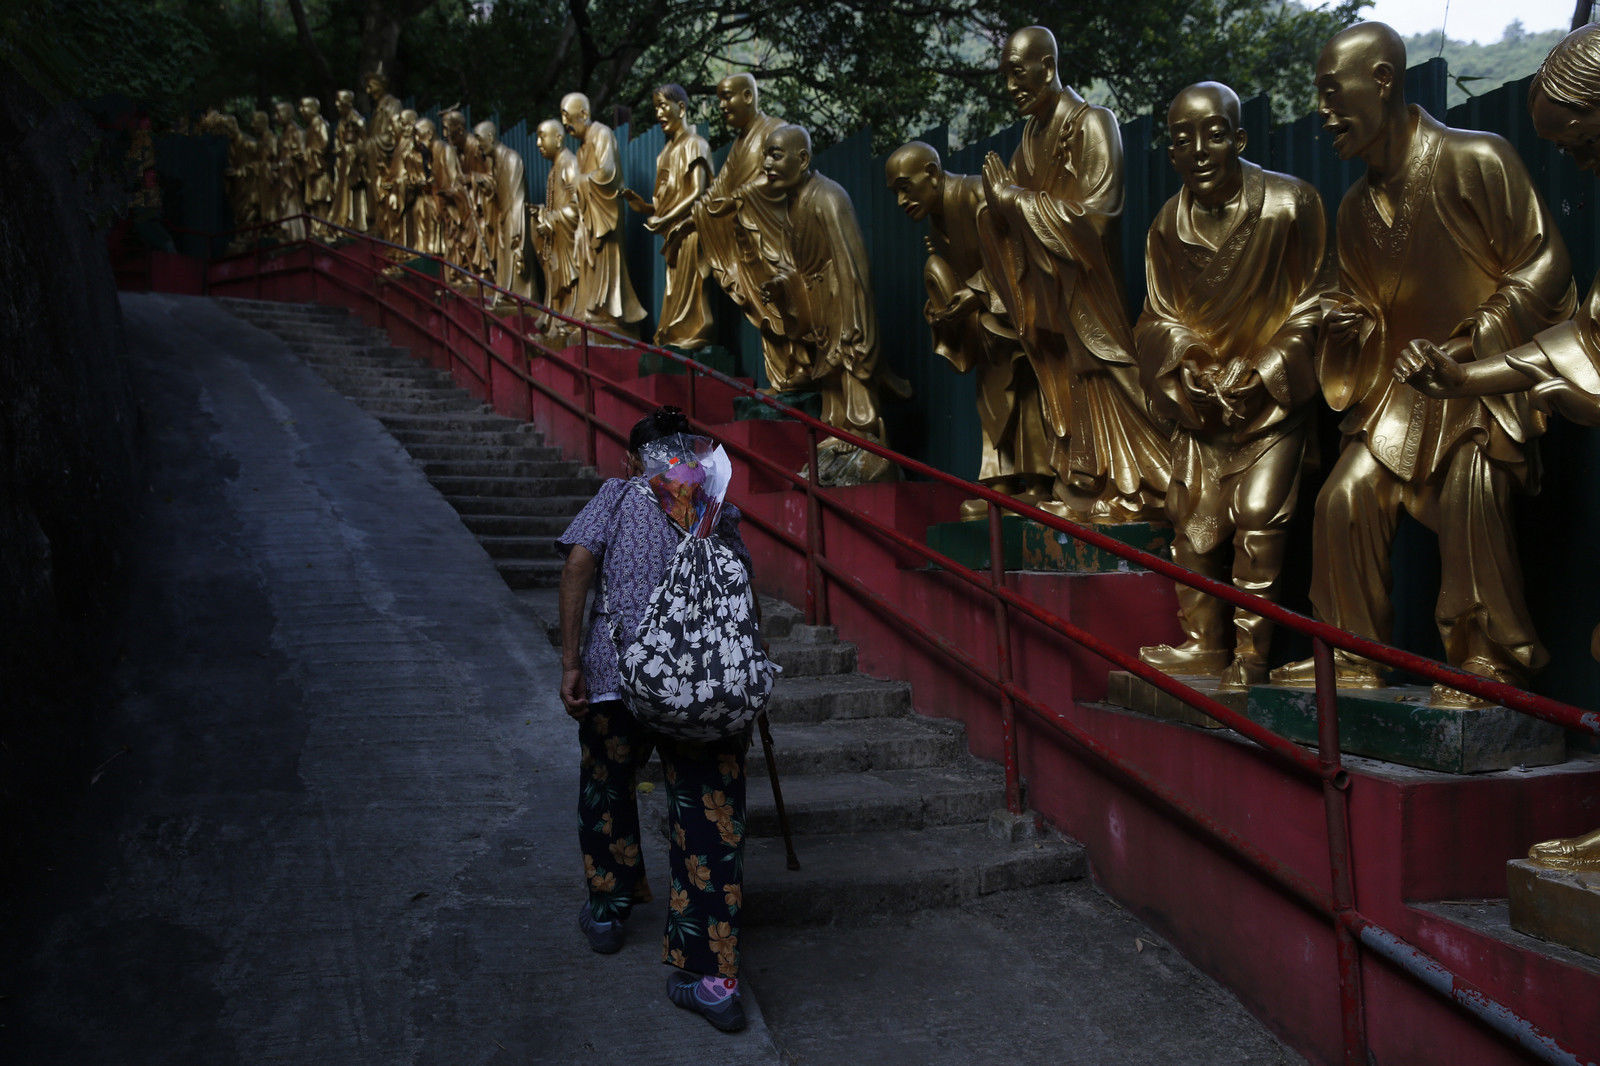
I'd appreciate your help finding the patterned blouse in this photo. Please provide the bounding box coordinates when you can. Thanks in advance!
[557,476,751,701]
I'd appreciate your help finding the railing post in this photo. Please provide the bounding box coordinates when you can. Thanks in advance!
[255,235,263,300]
[477,276,494,409]
[1314,637,1369,1066]
[581,326,597,468]
[687,363,698,422]
[989,501,1022,814]
[803,427,827,626]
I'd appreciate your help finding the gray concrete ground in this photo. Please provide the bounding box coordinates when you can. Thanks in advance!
[2,292,1298,1064]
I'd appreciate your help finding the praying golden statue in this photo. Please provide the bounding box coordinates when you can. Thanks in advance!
[272,100,307,240]
[531,118,581,327]
[332,90,370,234]
[1269,22,1576,702]
[885,141,1051,516]
[561,92,646,333]
[298,97,334,237]
[757,124,908,476]
[978,26,1171,522]
[623,84,715,349]
[475,120,535,301]
[1133,83,1328,690]
[691,73,794,382]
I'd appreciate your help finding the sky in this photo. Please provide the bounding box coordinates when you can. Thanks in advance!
[1358,0,1572,43]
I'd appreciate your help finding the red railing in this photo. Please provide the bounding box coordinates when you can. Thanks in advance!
[200,216,1596,1066]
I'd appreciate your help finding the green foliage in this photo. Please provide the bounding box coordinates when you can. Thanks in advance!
[1405,21,1569,109]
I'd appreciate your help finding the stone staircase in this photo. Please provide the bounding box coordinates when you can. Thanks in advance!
[216,296,1087,924]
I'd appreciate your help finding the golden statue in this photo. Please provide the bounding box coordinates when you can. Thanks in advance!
[272,100,307,240]
[298,96,334,237]
[886,140,1052,516]
[363,66,404,158]
[332,90,370,234]
[756,124,908,481]
[201,110,256,233]
[1132,83,1328,689]
[248,111,278,231]
[1269,22,1576,702]
[691,74,794,383]
[623,84,715,349]
[439,109,489,273]
[531,118,581,328]
[364,71,406,244]
[977,26,1171,522]
[475,120,535,302]
[561,92,646,333]
[400,115,437,253]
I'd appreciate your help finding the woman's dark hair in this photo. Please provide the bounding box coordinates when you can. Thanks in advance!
[629,405,691,453]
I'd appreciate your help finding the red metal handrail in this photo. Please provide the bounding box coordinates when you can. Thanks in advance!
[196,214,1595,1066]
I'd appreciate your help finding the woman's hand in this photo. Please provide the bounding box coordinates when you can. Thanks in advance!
[560,665,589,719]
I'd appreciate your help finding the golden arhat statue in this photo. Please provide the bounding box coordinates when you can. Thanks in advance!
[1134,82,1328,690]
[1270,22,1576,702]
[332,90,370,234]
[531,117,581,329]
[886,140,1051,516]
[475,120,535,302]
[977,26,1171,522]
[298,96,333,239]
[561,91,646,333]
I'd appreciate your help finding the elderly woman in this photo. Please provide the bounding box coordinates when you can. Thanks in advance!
[556,405,755,1033]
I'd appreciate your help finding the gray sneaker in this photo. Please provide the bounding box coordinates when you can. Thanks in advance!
[667,973,747,1033]
[577,903,624,954]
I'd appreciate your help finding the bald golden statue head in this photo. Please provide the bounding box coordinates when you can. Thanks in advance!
[535,118,565,161]
[334,89,356,117]
[297,96,321,124]
[1166,82,1247,209]
[1315,22,1407,162]
[363,66,388,100]
[716,73,759,132]
[560,92,592,138]
[441,108,467,146]
[762,124,811,194]
[413,116,435,146]
[1530,23,1600,174]
[885,141,944,221]
[474,120,498,151]
[1001,26,1062,119]
[273,99,297,127]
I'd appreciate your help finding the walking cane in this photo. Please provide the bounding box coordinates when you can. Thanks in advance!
[756,710,800,870]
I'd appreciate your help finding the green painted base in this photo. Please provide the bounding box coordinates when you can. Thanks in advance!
[732,390,823,422]
[638,344,738,377]
[925,514,1172,574]
[1245,684,1567,774]
[1508,859,1600,960]
[1105,670,1247,728]
[402,255,442,279]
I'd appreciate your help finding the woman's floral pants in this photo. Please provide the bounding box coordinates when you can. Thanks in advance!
[577,700,749,978]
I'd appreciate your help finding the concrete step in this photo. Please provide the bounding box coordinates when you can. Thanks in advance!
[303,354,425,373]
[443,494,594,517]
[419,458,581,480]
[429,474,601,498]
[740,823,1087,925]
[477,534,560,560]
[756,716,965,775]
[405,442,561,463]
[764,674,914,724]
[493,558,566,589]
[376,412,526,435]
[315,364,453,385]
[390,427,545,448]
[768,639,856,677]
[356,396,488,415]
[758,598,802,641]
[334,382,469,404]
[459,513,571,537]
[217,297,347,321]
[740,762,1007,836]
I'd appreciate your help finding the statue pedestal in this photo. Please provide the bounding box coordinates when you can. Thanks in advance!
[1508,860,1600,960]
[925,514,1172,574]
[1244,685,1567,774]
[1105,670,1246,729]
[638,344,738,377]
[732,389,822,422]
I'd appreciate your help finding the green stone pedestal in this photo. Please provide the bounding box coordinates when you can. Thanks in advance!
[638,344,738,377]
[925,514,1172,574]
[1106,670,1247,728]
[1245,684,1567,774]
[732,389,822,422]
[1508,860,1600,960]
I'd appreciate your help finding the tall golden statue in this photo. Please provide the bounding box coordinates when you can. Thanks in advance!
[1269,23,1576,702]
[531,118,581,327]
[475,120,534,302]
[201,111,256,232]
[363,66,403,158]
[332,90,370,234]
[248,111,278,230]
[272,100,307,240]
[886,141,1052,516]
[1396,25,1600,867]
[978,26,1171,522]
[691,74,793,381]
[757,124,908,476]
[298,96,333,237]
[623,84,715,349]
[561,92,646,333]
[364,71,406,244]
[439,110,489,272]
[1133,83,1328,689]
[396,115,435,253]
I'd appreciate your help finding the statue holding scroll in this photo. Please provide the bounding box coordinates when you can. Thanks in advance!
[1269,23,1576,702]
[886,140,1052,517]
[531,118,581,327]
[561,92,646,333]
[1133,83,1328,689]
[977,26,1171,522]
[623,84,715,349]
[298,96,333,237]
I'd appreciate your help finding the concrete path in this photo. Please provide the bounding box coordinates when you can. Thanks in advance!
[4,292,1298,1065]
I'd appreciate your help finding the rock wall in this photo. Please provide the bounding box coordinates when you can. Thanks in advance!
[0,61,139,890]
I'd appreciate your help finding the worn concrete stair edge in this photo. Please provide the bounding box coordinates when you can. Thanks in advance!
[741,824,1087,925]
[739,762,1007,836]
